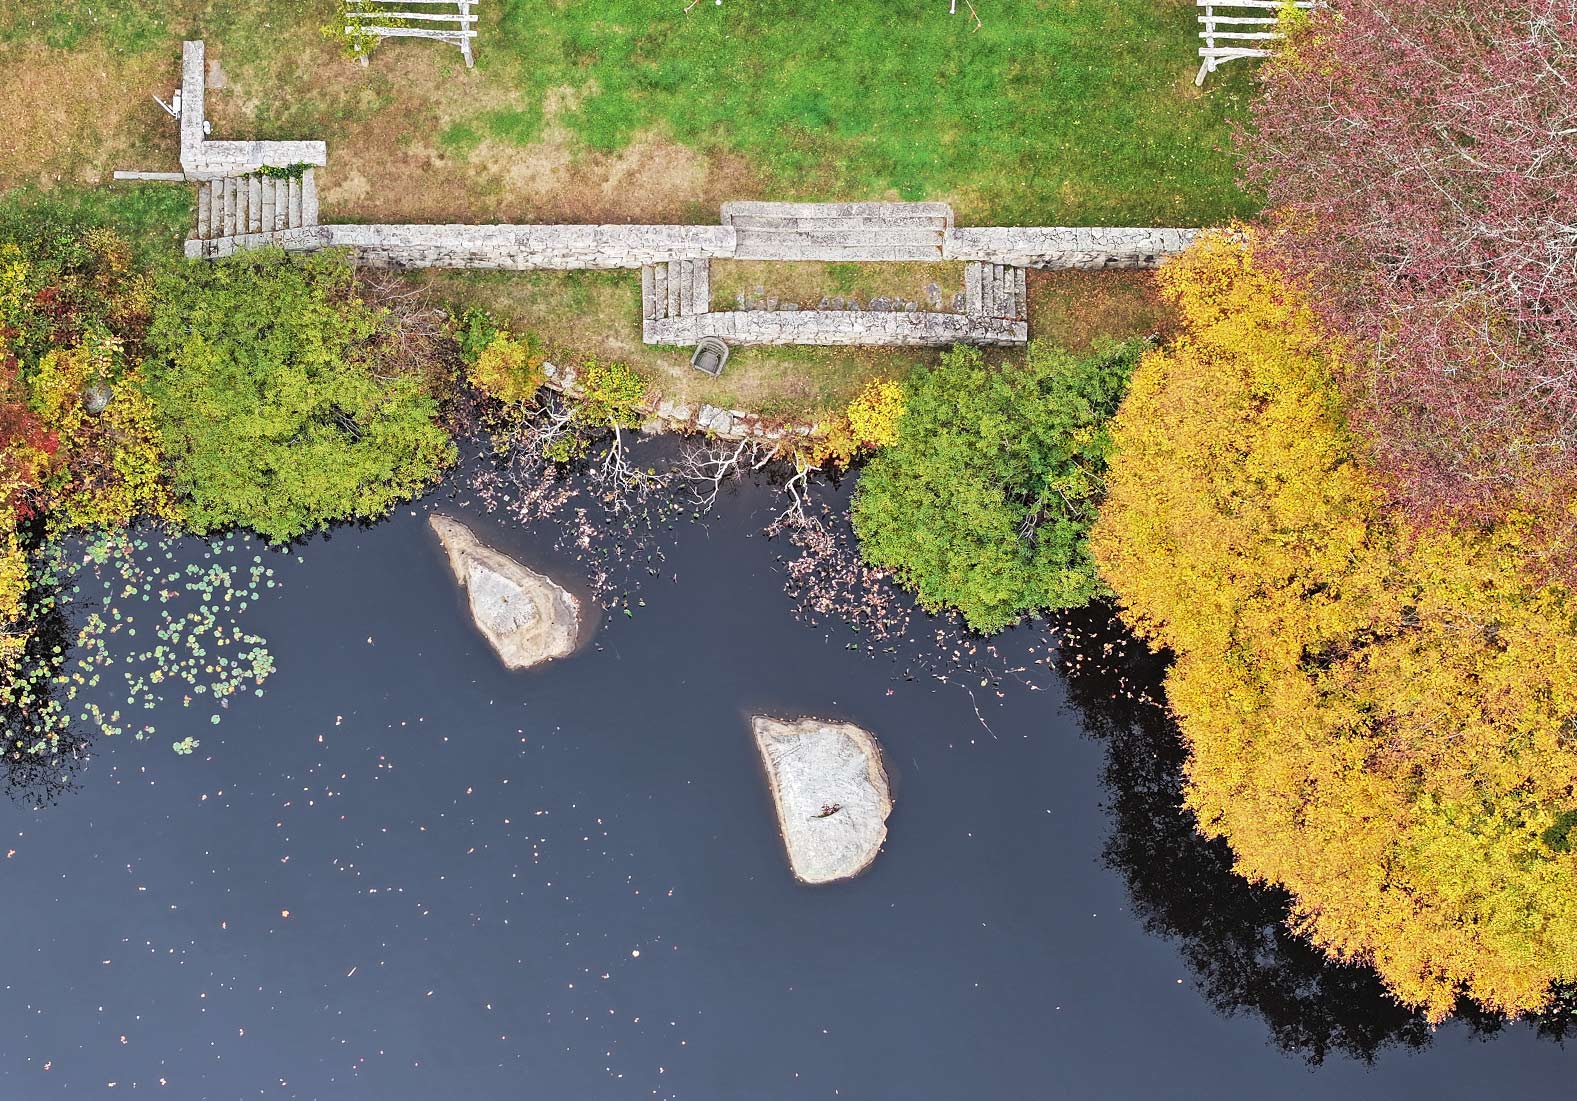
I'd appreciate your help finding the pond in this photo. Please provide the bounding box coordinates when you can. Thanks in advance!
[0,460,1571,1098]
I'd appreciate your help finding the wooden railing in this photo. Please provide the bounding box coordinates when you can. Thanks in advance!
[1196,0,1316,85]
[345,0,479,68]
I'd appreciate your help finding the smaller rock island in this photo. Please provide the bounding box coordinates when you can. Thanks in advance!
[429,514,583,670]
[751,716,893,884]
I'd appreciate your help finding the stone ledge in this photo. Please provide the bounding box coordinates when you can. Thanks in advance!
[316,224,737,269]
[644,310,1026,347]
[182,140,329,180]
[944,226,1198,269]
[184,226,328,259]
[721,200,954,228]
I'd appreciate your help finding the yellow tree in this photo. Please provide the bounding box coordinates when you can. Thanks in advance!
[1093,229,1577,1020]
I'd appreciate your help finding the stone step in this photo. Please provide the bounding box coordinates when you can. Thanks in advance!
[653,264,667,320]
[965,262,1029,319]
[672,259,692,317]
[665,259,680,318]
[733,231,945,262]
[728,214,950,233]
[692,255,710,315]
[196,181,213,240]
[300,169,319,228]
[247,175,263,234]
[722,200,954,227]
[261,178,276,234]
[194,170,318,242]
[641,265,657,321]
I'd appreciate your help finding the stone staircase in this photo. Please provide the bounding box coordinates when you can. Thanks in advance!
[641,258,712,323]
[721,201,951,261]
[194,169,319,242]
[965,262,1027,321]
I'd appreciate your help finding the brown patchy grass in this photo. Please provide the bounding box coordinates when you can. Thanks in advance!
[1026,270,1177,353]
[0,46,176,187]
[197,35,778,225]
[710,261,966,311]
[405,269,927,417]
[404,266,1167,421]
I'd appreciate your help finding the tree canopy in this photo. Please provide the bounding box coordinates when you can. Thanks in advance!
[1241,0,1577,566]
[142,251,454,542]
[852,340,1141,633]
[1093,231,1577,1022]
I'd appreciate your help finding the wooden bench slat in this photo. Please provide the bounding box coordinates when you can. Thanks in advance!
[347,10,477,20]
[354,24,478,37]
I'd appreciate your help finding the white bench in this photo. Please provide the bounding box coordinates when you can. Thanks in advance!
[1196,0,1316,86]
[344,0,479,68]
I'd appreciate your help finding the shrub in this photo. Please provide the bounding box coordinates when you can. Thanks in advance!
[844,378,904,451]
[455,306,501,365]
[571,357,645,431]
[1094,231,1577,1022]
[142,250,455,542]
[468,331,548,405]
[852,340,1141,633]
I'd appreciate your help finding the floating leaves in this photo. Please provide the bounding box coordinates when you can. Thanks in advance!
[9,528,282,753]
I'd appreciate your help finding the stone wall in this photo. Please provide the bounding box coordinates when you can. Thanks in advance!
[183,140,329,181]
[315,224,738,270]
[943,226,1198,269]
[178,41,327,180]
[184,226,328,260]
[644,309,1026,347]
[193,221,1196,272]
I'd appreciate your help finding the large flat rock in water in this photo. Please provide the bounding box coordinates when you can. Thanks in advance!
[429,514,582,670]
[751,716,893,884]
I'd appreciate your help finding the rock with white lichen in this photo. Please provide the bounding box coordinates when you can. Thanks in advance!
[751,715,893,884]
[429,514,582,670]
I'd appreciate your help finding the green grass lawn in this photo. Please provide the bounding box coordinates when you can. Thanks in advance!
[1,0,1257,227]
[479,0,1257,225]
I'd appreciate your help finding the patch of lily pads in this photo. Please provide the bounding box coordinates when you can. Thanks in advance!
[22,529,285,755]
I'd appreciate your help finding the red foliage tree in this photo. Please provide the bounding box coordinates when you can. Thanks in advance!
[1240,0,1577,562]
[0,348,55,521]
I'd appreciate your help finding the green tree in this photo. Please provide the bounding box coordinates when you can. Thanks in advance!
[852,340,1142,633]
[143,250,454,542]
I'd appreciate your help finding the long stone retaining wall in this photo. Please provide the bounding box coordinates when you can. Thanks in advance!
[644,309,1027,348]
[188,223,738,267]
[188,221,1196,273]
[944,226,1198,269]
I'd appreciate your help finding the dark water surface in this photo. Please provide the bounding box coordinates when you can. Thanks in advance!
[1,477,1571,1099]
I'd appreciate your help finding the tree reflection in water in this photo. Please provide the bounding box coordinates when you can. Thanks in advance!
[1,582,92,808]
[1054,603,1438,1063]
[1054,603,1577,1059]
